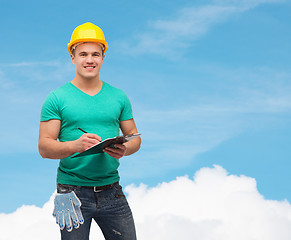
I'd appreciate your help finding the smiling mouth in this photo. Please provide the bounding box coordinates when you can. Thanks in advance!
[84,66,96,69]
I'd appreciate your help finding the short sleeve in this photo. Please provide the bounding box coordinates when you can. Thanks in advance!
[120,92,133,121]
[40,92,62,122]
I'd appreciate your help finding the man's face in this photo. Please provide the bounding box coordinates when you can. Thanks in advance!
[71,42,105,80]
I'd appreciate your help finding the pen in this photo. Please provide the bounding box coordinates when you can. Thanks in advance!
[78,127,88,133]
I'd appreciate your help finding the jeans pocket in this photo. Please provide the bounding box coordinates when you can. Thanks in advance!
[113,184,126,199]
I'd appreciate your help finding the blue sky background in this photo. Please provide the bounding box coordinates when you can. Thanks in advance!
[0,0,290,213]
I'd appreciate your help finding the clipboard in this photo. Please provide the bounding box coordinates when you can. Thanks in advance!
[71,133,141,158]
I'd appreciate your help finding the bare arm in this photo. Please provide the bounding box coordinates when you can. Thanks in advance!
[121,119,141,156]
[103,118,141,159]
[38,119,101,159]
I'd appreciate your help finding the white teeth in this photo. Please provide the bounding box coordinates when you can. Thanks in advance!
[85,66,94,68]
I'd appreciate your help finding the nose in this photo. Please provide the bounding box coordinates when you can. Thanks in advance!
[86,54,93,63]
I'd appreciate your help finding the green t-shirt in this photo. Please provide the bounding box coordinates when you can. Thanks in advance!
[40,81,133,186]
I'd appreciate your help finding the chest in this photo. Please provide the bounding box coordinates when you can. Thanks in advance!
[60,95,123,127]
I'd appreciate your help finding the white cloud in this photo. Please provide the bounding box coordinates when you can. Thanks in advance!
[116,5,237,56]
[0,193,105,240]
[116,0,285,56]
[213,0,285,9]
[0,59,71,87]
[0,194,59,240]
[1,60,62,68]
[128,165,291,239]
[1,165,291,240]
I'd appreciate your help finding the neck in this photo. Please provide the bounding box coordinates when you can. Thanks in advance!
[72,73,101,87]
[71,75,103,96]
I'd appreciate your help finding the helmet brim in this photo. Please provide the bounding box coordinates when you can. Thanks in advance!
[68,39,108,54]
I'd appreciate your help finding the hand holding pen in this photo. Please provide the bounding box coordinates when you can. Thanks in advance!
[77,127,127,159]
[75,128,101,152]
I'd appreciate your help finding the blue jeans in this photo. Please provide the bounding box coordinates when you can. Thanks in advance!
[57,183,137,240]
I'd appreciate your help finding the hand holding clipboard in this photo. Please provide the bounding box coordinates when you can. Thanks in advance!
[71,131,141,158]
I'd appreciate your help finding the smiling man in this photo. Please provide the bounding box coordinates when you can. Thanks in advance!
[38,22,141,240]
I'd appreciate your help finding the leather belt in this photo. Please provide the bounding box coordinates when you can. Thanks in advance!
[82,182,119,192]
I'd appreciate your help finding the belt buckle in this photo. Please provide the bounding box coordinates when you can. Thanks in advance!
[93,186,102,193]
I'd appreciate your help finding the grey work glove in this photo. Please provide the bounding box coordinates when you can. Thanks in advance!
[52,191,84,232]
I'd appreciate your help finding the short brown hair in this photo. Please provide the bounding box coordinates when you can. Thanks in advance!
[71,42,105,56]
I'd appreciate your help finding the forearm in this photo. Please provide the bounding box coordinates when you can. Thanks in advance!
[124,137,141,156]
[39,138,77,159]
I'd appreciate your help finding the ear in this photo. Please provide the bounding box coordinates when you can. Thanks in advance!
[70,54,75,64]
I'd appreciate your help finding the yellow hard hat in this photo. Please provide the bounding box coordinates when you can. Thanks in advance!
[68,22,108,54]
